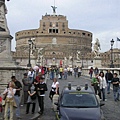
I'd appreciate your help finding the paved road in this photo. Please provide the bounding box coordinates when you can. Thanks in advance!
[40,75,120,120]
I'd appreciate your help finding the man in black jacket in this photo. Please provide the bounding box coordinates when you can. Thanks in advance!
[111,73,120,101]
[105,70,113,94]
[36,76,47,115]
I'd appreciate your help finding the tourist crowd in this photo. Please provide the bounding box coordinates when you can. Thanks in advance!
[0,64,119,120]
[91,67,120,102]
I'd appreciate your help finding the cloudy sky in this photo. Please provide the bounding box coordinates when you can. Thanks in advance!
[6,0,120,52]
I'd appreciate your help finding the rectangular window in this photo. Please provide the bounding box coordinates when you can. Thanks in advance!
[56,29,58,33]
[49,29,52,33]
[53,29,55,33]
[43,22,45,27]
[50,22,52,27]
[56,22,58,27]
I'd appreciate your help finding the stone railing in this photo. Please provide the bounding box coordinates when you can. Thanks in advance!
[82,68,120,77]
[0,66,28,93]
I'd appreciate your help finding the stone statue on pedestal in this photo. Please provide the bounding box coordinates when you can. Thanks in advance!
[37,48,44,65]
[93,38,101,57]
[0,0,9,32]
[51,6,57,13]
[76,50,81,61]
[0,0,16,67]
[93,38,102,68]
[64,57,67,66]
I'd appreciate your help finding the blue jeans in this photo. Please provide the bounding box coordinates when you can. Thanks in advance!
[113,86,119,100]
[14,95,21,117]
[29,77,34,83]
[74,72,77,78]
[101,88,105,101]
[60,72,63,79]
[90,73,93,79]
[64,72,67,80]
[51,72,54,80]
[107,80,111,93]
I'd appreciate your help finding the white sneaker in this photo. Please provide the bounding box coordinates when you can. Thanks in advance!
[105,99,107,101]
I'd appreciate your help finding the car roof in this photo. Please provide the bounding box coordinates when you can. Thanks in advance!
[62,84,94,94]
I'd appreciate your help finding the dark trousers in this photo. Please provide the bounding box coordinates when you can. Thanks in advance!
[100,88,105,101]
[93,84,101,99]
[113,86,119,100]
[70,72,72,76]
[60,72,63,79]
[49,90,55,100]
[38,96,44,112]
[24,91,29,104]
[26,103,36,113]
[78,72,81,78]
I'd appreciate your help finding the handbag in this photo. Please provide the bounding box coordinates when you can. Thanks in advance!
[2,100,5,106]
[58,74,61,79]
[2,92,8,100]
[31,94,36,100]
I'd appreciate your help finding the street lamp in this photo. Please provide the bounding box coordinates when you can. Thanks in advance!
[110,39,114,68]
[27,39,32,67]
[82,55,84,68]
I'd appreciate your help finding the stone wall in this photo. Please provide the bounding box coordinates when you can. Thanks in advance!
[0,66,28,93]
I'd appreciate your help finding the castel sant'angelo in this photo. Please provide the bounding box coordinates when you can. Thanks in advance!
[12,5,93,67]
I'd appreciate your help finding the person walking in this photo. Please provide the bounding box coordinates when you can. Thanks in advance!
[70,67,73,76]
[3,81,16,120]
[89,67,93,79]
[91,74,101,99]
[63,67,68,80]
[22,73,31,104]
[111,73,120,101]
[98,72,107,101]
[36,76,47,115]
[78,66,82,78]
[94,67,99,75]
[59,66,63,79]
[73,66,78,78]
[28,68,35,83]
[11,76,22,119]
[50,67,55,80]
[49,78,59,100]
[105,70,113,94]
[26,82,37,114]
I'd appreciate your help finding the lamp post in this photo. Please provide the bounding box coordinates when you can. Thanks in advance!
[27,39,32,67]
[110,39,114,68]
[82,55,84,68]
[52,52,56,66]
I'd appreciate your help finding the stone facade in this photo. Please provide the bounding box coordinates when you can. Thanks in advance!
[12,14,92,67]
[0,67,28,93]
[79,48,120,68]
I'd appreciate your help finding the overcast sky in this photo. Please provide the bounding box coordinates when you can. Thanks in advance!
[6,0,120,52]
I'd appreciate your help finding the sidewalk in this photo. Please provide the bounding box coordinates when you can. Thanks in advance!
[0,103,40,120]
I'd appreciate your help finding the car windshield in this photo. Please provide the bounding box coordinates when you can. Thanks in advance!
[61,93,98,108]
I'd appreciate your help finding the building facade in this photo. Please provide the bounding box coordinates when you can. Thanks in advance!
[12,13,92,67]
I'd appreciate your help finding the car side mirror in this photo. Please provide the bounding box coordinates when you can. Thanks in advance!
[100,102,105,107]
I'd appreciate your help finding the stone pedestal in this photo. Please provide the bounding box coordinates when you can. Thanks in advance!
[0,33,16,67]
[93,57,102,68]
